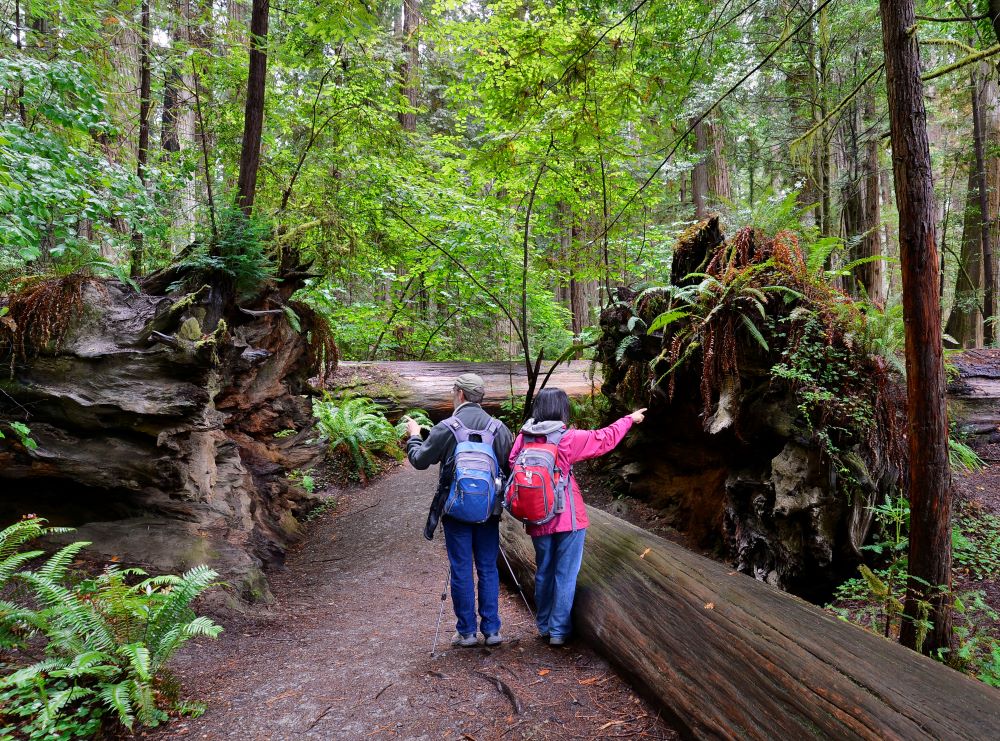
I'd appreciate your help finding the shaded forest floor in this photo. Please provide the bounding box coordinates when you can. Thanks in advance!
[135,463,677,740]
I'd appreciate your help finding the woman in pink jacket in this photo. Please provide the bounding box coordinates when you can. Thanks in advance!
[508,388,646,646]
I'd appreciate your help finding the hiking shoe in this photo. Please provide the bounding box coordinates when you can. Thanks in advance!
[548,635,566,647]
[484,632,503,647]
[451,631,478,648]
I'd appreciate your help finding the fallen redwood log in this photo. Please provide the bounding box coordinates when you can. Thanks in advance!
[500,509,1000,739]
[949,348,1000,443]
[329,360,600,420]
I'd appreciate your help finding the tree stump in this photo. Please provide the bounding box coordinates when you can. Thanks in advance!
[0,274,331,604]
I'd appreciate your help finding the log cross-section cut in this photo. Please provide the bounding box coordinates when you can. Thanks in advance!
[500,509,1000,739]
[949,348,1000,442]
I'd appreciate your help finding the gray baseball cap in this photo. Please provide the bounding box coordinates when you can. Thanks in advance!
[454,372,486,398]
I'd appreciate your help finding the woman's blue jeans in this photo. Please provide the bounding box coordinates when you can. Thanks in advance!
[442,516,501,636]
[531,529,586,639]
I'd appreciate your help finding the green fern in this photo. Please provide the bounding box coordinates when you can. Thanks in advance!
[312,395,401,479]
[0,523,221,737]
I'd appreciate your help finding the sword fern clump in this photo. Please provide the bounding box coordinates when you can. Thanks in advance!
[0,517,221,738]
[312,395,403,482]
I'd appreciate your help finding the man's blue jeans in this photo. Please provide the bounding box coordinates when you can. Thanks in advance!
[532,529,586,639]
[442,516,501,636]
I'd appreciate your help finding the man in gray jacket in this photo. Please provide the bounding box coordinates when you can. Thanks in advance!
[404,373,513,647]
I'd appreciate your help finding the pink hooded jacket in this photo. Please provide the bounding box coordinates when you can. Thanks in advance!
[508,415,634,537]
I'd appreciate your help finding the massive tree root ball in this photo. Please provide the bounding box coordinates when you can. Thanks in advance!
[0,270,335,604]
[598,216,908,600]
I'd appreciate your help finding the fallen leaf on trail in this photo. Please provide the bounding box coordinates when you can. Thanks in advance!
[578,677,599,686]
[704,602,715,609]
[639,548,651,559]
[110,555,121,562]
[538,669,550,676]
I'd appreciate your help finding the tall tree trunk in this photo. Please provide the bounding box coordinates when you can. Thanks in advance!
[14,0,26,124]
[692,119,709,219]
[841,98,864,296]
[236,0,269,217]
[707,118,731,204]
[398,0,420,132]
[945,168,985,347]
[860,95,885,304]
[971,69,995,345]
[131,0,151,278]
[943,69,1000,350]
[879,0,953,655]
[693,115,731,220]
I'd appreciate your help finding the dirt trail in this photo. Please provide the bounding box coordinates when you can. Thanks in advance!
[140,464,677,740]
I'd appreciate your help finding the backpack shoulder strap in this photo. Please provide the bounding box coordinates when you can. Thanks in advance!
[441,416,470,444]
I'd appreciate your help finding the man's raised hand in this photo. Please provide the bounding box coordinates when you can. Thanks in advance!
[630,408,647,424]
[404,416,422,438]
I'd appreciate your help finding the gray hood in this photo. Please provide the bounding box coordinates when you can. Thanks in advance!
[521,419,566,436]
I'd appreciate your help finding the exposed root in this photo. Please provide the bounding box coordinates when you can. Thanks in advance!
[0,275,99,366]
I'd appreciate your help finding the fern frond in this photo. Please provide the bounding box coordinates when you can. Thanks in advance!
[0,518,72,562]
[119,642,152,682]
[19,571,117,654]
[0,549,44,586]
[0,657,65,687]
[740,314,770,352]
[38,685,90,732]
[38,540,92,581]
[101,680,136,730]
[183,615,223,639]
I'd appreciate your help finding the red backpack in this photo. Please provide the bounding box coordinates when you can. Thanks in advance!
[504,428,569,525]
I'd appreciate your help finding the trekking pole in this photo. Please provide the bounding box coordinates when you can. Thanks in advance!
[430,565,450,657]
[498,542,535,620]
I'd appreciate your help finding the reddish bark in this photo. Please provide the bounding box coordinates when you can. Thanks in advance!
[879,0,953,654]
[236,0,269,217]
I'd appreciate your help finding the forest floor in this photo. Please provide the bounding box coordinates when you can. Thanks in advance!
[135,463,677,741]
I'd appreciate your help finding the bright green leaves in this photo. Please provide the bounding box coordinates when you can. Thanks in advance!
[0,57,156,282]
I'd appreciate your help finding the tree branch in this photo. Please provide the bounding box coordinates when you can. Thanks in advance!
[922,43,1000,82]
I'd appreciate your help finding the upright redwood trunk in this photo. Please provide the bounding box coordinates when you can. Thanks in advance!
[14,0,26,124]
[860,95,884,304]
[972,71,997,345]
[879,0,953,654]
[131,0,151,278]
[944,166,986,348]
[692,119,709,219]
[398,0,419,132]
[236,0,269,217]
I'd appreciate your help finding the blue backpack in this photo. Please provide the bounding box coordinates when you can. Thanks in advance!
[442,416,502,524]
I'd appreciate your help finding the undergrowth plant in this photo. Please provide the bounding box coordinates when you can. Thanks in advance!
[0,518,222,739]
[828,498,1000,685]
[169,205,275,296]
[311,396,402,482]
[0,421,36,451]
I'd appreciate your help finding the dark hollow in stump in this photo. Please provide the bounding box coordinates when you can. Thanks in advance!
[330,360,600,421]
[500,509,1000,739]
